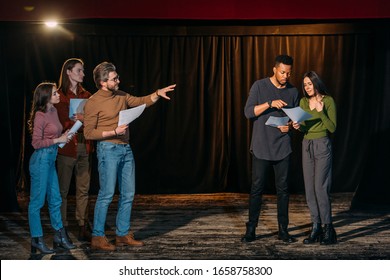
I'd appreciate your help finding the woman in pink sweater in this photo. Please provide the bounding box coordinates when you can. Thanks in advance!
[27,82,76,254]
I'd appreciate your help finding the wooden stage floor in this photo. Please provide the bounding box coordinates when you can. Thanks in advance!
[0,193,389,260]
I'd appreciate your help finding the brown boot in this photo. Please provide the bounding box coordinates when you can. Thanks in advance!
[91,236,116,251]
[116,232,144,247]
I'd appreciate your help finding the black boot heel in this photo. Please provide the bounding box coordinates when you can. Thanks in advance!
[320,224,337,245]
[241,222,256,242]
[53,228,76,250]
[31,237,54,254]
[31,245,37,254]
[278,224,297,243]
[303,223,323,244]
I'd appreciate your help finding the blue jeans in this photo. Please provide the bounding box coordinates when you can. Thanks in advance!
[93,142,135,237]
[28,146,63,237]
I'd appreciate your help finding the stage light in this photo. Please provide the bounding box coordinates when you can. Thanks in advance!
[23,6,35,12]
[45,21,58,28]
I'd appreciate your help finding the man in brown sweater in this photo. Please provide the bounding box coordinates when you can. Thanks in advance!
[84,61,175,251]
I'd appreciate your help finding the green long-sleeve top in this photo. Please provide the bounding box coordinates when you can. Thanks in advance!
[299,95,337,139]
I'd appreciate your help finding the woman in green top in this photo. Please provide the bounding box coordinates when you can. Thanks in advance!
[292,71,337,245]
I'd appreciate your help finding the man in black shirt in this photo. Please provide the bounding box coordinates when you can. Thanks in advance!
[242,54,298,243]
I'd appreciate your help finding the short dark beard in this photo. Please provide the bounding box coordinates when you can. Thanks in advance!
[107,84,119,92]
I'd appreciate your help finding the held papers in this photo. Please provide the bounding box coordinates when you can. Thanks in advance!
[265,116,290,127]
[282,107,312,123]
[58,120,83,148]
[69,99,87,118]
[118,104,146,126]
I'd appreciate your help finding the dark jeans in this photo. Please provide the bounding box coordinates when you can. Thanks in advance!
[248,155,290,227]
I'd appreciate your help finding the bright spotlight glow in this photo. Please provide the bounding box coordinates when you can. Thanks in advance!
[45,21,58,28]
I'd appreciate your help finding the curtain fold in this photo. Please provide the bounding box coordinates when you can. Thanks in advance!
[2,22,389,209]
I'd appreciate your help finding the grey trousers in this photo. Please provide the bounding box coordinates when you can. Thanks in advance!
[302,137,333,224]
[57,144,91,226]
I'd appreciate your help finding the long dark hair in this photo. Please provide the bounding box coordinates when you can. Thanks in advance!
[27,82,56,135]
[58,58,85,95]
[302,71,328,98]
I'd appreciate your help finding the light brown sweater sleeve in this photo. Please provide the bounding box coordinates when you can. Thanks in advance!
[83,89,157,143]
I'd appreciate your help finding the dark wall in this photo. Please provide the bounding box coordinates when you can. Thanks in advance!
[1,19,390,211]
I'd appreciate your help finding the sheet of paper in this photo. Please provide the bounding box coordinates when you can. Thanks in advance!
[118,104,146,126]
[282,107,312,123]
[265,116,290,127]
[58,120,83,148]
[69,99,87,118]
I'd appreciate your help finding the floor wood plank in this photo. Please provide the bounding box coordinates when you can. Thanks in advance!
[0,193,389,260]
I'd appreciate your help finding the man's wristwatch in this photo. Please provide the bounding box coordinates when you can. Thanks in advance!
[267,100,272,108]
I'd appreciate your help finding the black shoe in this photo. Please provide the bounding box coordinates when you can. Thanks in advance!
[241,222,256,242]
[53,227,77,250]
[241,234,256,242]
[78,224,92,242]
[31,237,54,254]
[303,223,323,244]
[278,224,297,243]
[320,224,337,245]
